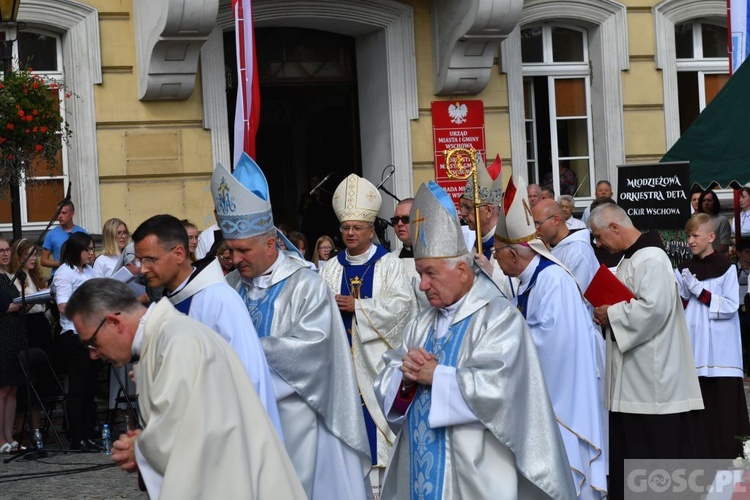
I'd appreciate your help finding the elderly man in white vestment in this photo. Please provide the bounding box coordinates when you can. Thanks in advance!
[131,213,282,437]
[390,197,430,313]
[492,175,607,499]
[375,181,576,500]
[320,174,415,478]
[590,204,706,500]
[65,279,305,500]
[211,155,372,500]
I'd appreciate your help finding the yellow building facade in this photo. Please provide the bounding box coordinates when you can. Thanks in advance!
[1,0,728,236]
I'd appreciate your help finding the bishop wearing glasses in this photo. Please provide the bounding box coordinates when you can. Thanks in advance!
[320,174,415,487]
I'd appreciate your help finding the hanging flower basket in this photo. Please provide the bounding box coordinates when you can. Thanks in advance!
[0,65,72,195]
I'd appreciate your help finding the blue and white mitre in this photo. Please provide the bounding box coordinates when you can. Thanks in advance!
[411,181,469,260]
[211,153,302,257]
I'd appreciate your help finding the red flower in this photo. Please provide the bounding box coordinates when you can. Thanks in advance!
[31,82,39,89]
[6,123,14,130]
[34,144,43,152]
[32,127,38,133]
[17,110,25,117]
[0,138,5,144]
[65,93,71,99]
[32,110,38,116]
[39,126,47,133]
[0,82,3,89]
[6,154,13,160]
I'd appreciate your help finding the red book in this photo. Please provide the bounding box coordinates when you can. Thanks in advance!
[584,264,636,308]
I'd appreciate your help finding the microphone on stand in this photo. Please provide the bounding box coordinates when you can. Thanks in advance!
[309,173,335,196]
[376,165,401,203]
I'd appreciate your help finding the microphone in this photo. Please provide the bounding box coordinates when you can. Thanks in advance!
[375,165,401,203]
[309,173,335,195]
[375,165,395,189]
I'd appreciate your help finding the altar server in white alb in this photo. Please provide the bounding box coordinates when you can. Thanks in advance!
[459,153,516,298]
[212,155,371,500]
[374,181,576,499]
[675,213,749,458]
[320,174,415,474]
[491,174,607,499]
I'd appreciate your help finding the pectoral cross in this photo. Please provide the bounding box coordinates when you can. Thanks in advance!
[349,275,363,299]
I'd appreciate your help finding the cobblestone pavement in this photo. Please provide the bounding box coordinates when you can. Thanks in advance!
[0,382,748,498]
[0,445,147,499]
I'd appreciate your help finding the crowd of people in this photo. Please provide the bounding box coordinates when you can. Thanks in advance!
[0,153,748,498]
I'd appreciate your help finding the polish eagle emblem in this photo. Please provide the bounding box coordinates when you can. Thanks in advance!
[448,102,468,124]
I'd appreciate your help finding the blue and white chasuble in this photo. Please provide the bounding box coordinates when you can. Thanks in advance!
[407,318,471,500]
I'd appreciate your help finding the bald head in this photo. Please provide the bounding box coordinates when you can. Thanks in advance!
[532,198,566,246]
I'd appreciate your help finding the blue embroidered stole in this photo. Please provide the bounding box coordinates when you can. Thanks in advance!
[516,256,555,319]
[336,245,389,343]
[238,280,287,338]
[407,316,471,500]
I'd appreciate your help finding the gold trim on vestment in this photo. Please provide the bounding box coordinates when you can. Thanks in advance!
[494,233,536,244]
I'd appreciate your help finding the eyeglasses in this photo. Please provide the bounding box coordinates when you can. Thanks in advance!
[340,224,371,233]
[83,312,120,351]
[318,246,333,251]
[390,216,409,226]
[458,202,486,213]
[218,255,232,263]
[85,246,95,253]
[0,248,10,253]
[134,246,177,267]
[116,230,130,237]
[533,215,557,228]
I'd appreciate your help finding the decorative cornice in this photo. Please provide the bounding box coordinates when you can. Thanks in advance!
[432,0,524,96]
[133,0,219,101]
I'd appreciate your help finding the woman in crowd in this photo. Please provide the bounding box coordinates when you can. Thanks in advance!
[216,241,234,276]
[52,232,100,452]
[181,220,199,262]
[93,218,129,277]
[0,238,27,453]
[9,239,54,436]
[699,190,731,254]
[732,186,750,238]
[312,235,335,269]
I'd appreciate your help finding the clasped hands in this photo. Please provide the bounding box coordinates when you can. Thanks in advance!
[111,429,141,473]
[400,348,438,387]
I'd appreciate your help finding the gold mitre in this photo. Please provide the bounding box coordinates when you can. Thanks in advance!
[332,174,382,223]
[462,151,503,205]
[411,181,468,260]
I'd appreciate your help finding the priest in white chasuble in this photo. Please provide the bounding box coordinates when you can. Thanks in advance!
[375,181,576,500]
[65,279,306,500]
[320,174,416,472]
[590,203,706,500]
[212,156,371,500]
[492,174,607,500]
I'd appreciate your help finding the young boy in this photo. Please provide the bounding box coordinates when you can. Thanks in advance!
[675,213,749,458]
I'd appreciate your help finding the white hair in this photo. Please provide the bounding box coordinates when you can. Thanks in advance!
[588,203,633,230]
[444,253,474,270]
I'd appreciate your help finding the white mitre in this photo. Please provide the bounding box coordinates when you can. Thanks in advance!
[332,174,382,223]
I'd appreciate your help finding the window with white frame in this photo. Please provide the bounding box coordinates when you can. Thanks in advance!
[520,25,594,198]
[0,29,68,229]
[674,21,729,135]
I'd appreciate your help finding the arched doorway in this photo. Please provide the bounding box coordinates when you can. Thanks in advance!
[224,27,359,243]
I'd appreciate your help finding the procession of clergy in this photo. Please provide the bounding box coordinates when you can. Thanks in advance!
[63,150,748,500]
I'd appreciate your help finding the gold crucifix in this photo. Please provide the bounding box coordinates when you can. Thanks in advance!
[349,275,363,299]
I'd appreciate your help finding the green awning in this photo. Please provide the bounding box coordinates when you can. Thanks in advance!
[661,57,750,189]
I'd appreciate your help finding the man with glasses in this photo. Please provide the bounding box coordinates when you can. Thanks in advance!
[320,174,414,492]
[213,157,371,500]
[390,198,429,313]
[131,215,281,436]
[533,198,599,292]
[459,154,516,298]
[65,279,305,500]
[493,175,608,499]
